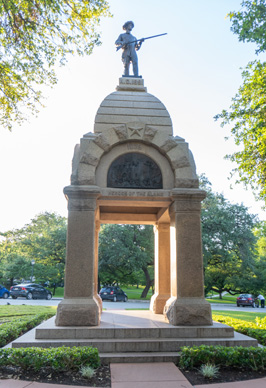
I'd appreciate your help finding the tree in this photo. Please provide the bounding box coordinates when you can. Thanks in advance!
[0,212,67,289]
[98,224,154,298]
[215,0,266,203]
[228,0,266,54]
[200,176,258,298]
[0,0,111,130]
[215,61,266,203]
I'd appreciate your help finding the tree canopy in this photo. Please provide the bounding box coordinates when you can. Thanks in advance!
[215,0,266,203]
[98,224,154,298]
[0,0,111,130]
[228,0,266,54]
[0,212,67,288]
[200,176,259,297]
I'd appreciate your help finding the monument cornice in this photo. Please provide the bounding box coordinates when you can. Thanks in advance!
[171,188,206,201]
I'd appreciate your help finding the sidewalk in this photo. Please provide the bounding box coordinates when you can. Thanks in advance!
[2,362,266,388]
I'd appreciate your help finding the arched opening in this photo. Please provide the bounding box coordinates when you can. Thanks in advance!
[98,223,155,302]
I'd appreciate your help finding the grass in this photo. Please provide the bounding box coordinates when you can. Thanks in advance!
[50,287,64,298]
[212,310,266,323]
[52,285,153,300]
[0,305,57,323]
[104,285,153,300]
[206,295,238,304]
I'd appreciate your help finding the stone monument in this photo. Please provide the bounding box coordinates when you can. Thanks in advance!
[55,72,212,327]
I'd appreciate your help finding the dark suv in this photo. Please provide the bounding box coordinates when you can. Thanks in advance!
[99,286,128,302]
[236,294,259,307]
[10,283,52,300]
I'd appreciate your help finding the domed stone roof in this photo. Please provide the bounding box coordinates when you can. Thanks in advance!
[94,78,173,138]
[71,77,198,189]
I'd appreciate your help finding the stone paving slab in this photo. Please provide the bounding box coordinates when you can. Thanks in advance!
[0,380,95,388]
[194,377,266,388]
[111,362,193,388]
[0,380,32,388]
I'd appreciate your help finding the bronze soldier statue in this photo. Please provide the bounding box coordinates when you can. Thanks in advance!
[115,21,143,77]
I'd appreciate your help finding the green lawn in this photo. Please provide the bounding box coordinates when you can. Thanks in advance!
[0,305,56,323]
[206,295,238,304]
[51,287,64,298]
[122,285,153,300]
[212,310,266,323]
[52,285,153,299]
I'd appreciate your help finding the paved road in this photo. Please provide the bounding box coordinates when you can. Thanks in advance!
[0,297,150,310]
[1,297,266,313]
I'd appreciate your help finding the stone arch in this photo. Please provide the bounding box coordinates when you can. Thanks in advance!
[95,142,175,189]
[55,77,212,328]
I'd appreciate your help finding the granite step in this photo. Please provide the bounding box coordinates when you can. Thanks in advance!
[11,331,258,352]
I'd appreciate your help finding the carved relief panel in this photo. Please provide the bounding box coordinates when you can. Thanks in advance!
[107,153,163,189]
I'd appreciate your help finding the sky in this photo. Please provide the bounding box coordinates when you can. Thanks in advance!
[0,0,265,232]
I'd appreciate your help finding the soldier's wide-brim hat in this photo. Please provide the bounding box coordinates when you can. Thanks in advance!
[123,21,134,30]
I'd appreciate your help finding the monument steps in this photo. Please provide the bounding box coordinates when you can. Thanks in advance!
[11,333,258,353]
[9,314,258,363]
[100,351,180,364]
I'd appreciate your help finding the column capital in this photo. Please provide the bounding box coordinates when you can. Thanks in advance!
[170,188,206,213]
[155,222,170,232]
[64,185,101,211]
[171,188,206,201]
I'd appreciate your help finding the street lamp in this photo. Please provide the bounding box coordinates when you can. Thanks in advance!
[31,260,35,282]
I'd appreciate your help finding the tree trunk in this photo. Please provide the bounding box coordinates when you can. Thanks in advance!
[219,291,223,299]
[141,267,154,298]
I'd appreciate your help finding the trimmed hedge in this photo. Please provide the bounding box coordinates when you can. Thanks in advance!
[213,314,266,346]
[0,312,55,347]
[0,346,100,371]
[179,345,266,371]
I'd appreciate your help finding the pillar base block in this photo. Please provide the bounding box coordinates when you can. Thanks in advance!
[150,293,170,314]
[55,297,101,326]
[94,293,103,312]
[164,297,213,326]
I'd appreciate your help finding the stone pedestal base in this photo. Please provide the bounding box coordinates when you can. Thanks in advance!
[164,297,213,326]
[94,294,103,312]
[150,293,170,314]
[55,297,101,326]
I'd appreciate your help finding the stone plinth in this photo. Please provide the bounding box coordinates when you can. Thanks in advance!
[164,297,212,326]
[55,297,101,326]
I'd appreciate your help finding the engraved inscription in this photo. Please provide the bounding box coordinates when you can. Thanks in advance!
[120,78,143,85]
[127,143,142,150]
[107,153,162,189]
[106,190,164,196]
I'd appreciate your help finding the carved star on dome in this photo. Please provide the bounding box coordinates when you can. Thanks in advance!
[128,124,144,137]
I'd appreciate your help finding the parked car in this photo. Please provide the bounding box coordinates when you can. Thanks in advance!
[236,294,259,307]
[10,283,52,300]
[99,286,128,302]
[0,284,9,299]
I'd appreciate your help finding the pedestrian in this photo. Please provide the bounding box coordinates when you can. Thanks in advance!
[257,294,265,308]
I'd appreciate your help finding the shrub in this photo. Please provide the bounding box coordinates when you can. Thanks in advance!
[80,365,95,378]
[179,345,266,371]
[0,347,100,371]
[199,363,220,379]
[213,314,266,346]
[0,312,55,347]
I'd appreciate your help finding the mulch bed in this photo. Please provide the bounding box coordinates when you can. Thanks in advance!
[1,364,266,386]
[0,364,111,387]
[182,366,266,385]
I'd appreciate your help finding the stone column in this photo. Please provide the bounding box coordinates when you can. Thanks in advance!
[94,219,103,311]
[150,223,171,314]
[164,189,212,326]
[55,186,102,326]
